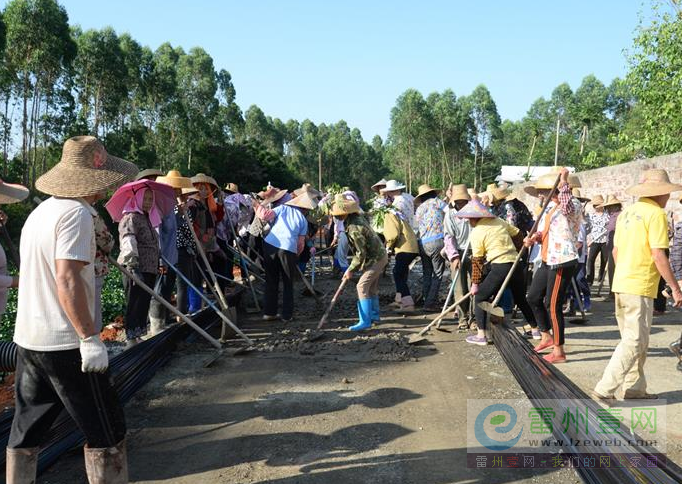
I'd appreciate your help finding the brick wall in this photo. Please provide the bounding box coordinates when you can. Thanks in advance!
[510,153,682,222]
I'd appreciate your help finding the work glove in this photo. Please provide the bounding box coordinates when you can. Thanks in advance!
[80,335,109,373]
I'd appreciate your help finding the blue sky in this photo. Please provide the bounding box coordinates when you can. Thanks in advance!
[30,1,647,141]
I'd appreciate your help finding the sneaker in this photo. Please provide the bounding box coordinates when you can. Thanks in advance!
[591,390,616,406]
[465,335,489,346]
[262,314,279,321]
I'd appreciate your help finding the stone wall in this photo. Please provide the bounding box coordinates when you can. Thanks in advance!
[510,153,682,222]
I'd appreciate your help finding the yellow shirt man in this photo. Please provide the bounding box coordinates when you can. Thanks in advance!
[470,217,519,264]
[612,198,669,299]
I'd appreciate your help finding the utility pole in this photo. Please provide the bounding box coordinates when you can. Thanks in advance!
[318,151,322,191]
[554,116,560,166]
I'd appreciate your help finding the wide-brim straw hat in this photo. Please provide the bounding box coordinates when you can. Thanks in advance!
[182,187,198,196]
[157,170,193,189]
[293,183,322,199]
[415,184,440,201]
[600,194,623,208]
[572,188,590,203]
[626,169,682,197]
[260,187,288,205]
[0,179,29,204]
[491,186,512,202]
[285,191,318,210]
[590,194,605,207]
[455,199,495,219]
[225,182,239,194]
[371,178,388,192]
[380,179,406,193]
[36,136,138,198]
[330,200,361,217]
[191,173,218,190]
[447,184,471,203]
[524,169,580,197]
[135,168,163,181]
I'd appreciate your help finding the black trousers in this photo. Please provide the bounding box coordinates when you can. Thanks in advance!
[528,262,576,346]
[586,242,608,284]
[264,242,297,320]
[149,268,176,322]
[392,252,418,296]
[9,347,126,449]
[474,262,537,331]
[176,249,199,314]
[123,272,157,340]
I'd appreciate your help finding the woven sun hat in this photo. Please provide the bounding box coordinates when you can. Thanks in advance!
[36,136,138,198]
[371,178,388,192]
[0,179,29,205]
[524,168,579,197]
[135,168,163,181]
[191,173,218,190]
[491,186,512,203]
[415,184,441,202]
[380,179,406,194]
[601,194,623,208]
[157,170,193,189]
[181,186,198,196]
[572,188,590,203]
[626,169,682,197]
[330,199,361,217]
[590,194,605,207]
[455,198,495,219]
[225,182,239,194]
[293,183,322,199]
[285,191,318,210]
[261,187,288,205]
[447,184,471,203]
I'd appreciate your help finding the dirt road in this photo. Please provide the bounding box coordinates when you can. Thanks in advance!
[40,265,680,483]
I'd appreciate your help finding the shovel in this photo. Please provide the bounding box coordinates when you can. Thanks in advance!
[297,266,324,302]
[436,241,470,329]
[479,173,562,319]
[408,292,472,344]
[568,277,588,324]
[317,276,350,329]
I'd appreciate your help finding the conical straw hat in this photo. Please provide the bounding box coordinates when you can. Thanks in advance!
[0,179,29,204]
[191,173,218,189]
[626,169,682,197]
[371,178,388,192]
[455,199,495,219]
[293,183,322,199]
[285,191,318,210]
[157,170,193,189]
[36,136,138,197]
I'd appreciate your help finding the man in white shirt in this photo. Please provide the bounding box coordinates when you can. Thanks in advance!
[8,136,137,484]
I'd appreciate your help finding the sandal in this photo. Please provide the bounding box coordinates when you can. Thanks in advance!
[543,353,567,364]
[534,340,554,353]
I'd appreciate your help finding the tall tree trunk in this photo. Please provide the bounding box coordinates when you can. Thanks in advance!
[554,116,561,166]
[22,75,29,185]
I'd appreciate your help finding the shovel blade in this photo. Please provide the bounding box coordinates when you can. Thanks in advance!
[408,333,427,344]
[478,301,504,318]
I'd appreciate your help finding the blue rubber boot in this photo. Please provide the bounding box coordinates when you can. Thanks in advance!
[371,295,381,323]
[188,286,203,313]
[349,299,373,331]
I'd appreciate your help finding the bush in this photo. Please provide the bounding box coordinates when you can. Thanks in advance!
[0,268,127,342]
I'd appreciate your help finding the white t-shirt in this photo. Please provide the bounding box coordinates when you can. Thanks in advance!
[14,197,97,351]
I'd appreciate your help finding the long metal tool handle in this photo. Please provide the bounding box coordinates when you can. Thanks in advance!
[111,258,222,349]
[226,217,261,311]
[317,276,349,329]
[442,240,470,313]
[162,255,253,344]
[223,243,265,280]
[297,266,323,303]
[571,277,586,318]
[419,292,472,336]
[182,209,230,313]
[489,174,562,308]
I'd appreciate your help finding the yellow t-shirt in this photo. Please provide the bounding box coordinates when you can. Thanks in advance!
[612,198,669,298]
[470,217,519,264]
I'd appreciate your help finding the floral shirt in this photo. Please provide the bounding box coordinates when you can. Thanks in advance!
[535,183,582,267]
[587,211,609,244]
[94,213,114,278]
[176,205,196,253]
[415,197,447,243]
[392,193,416,233]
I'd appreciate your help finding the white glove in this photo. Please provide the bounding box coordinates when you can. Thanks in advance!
[79,335,109,373]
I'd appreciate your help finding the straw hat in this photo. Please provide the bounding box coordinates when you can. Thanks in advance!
[260,187,288,205]
[371,178,388,192]
[135,168,163,181]
[293,183,322,199]
[590,194,604,207]
[191,173,218,190]
[157,170,193,189]
[380,180,406,194]
[285,191,318,210]
[455,199,495,219]
[447,184,471,203]
[625,169,682,197]
[225,182,239,194]
[415,184,440,202]
[491,186,512,203]
[572,188,590,203]
[36,136,138,198]
[182,187,198,196]
[0,179,29,204]
[601,194,622,208]
[330,199,361,217]
[524,170,580,197]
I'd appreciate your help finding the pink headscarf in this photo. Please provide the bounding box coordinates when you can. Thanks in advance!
[122,188,162,228]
